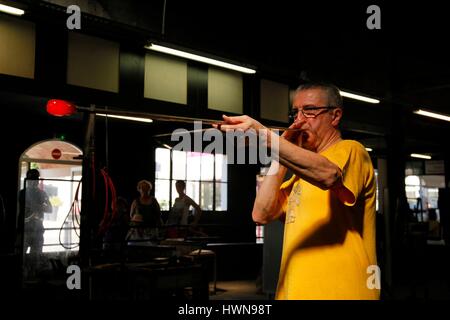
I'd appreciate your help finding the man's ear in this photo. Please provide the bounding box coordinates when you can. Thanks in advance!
[331,108,343,127]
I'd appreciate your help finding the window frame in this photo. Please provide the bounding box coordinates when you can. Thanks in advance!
[155,148,228,212]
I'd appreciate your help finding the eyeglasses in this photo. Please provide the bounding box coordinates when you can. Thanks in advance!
[288,106,337,122]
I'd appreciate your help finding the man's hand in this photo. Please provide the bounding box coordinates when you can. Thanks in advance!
[281,120,305,146]
[213,114,306,148]
[213,115,266,132]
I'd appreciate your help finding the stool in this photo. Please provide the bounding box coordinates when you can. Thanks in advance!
[188,249,217,294]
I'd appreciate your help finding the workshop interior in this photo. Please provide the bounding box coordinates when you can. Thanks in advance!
[0,0,449,301]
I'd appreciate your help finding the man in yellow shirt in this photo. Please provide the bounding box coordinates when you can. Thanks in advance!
[216,82,379,300]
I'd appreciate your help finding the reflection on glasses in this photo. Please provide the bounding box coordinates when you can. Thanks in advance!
[288,106,337,121]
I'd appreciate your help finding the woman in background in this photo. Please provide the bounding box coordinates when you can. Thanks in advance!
[166,180,202,237]
[127,180,162,243]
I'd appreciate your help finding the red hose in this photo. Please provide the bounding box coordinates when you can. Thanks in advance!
[98,168,118,236]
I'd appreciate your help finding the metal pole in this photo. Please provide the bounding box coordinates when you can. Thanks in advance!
[80,105,96,299]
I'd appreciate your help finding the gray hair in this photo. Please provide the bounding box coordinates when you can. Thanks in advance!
[295,82,343,108]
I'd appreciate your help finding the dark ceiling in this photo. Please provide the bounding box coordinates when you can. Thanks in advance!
[90,0,450,115]
[4,0,450,158]
[85,0,450,157]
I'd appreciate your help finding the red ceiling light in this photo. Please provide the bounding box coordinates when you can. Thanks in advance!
[46,99,77,117]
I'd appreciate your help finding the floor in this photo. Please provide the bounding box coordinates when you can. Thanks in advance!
[209,280,269,300]
[209,275,450,301]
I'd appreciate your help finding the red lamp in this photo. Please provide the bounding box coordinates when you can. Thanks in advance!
[46,99,77,117]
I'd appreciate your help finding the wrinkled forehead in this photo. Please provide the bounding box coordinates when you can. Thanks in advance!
[292,88,329,107]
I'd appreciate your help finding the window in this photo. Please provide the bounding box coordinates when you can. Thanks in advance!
[155,148,228,211]
[405,175,443,222]
[405,175,421,211]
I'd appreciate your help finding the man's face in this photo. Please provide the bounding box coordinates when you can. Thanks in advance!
[291,88,340,152]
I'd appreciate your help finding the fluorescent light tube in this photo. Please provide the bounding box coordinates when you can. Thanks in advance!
[365,148,373,152]
[96,113,153,123]
[410,153,432,160]
[145,44,256,74]
[0,4,24,16]
[413,109,450,122]
[340,91,380,104]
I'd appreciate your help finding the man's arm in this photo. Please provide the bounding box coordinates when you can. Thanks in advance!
[217,115,342,190]
[252,123,299,225]
[252,160,288,224]
[273,134,342,190]
[41,192,52,213]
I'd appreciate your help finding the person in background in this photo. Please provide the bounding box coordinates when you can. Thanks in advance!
[103,196,130,252]
[427,208,441,239]
[18,169,52,276]
[166,180,203,238]
[127,180,162,243]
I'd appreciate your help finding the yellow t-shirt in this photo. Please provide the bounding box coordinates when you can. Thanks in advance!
[275,140,379,300]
